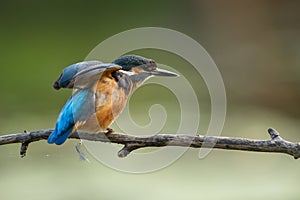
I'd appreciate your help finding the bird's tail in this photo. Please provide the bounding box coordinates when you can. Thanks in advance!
[48,128,73,145]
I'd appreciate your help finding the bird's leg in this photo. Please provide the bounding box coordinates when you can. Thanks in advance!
[106,128,115,135]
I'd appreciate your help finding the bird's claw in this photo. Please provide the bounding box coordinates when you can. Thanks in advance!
[106,128,114,135]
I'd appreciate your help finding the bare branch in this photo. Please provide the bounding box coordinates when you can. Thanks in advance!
[0,128,299,159]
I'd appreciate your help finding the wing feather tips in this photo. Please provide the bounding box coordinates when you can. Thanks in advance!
[47,130,57,144]
[54,128,73,145]
[47,127,73,145]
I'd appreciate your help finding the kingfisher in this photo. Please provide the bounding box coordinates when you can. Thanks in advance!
[48,55,178,145]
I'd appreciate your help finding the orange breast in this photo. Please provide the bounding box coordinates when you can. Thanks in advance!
[93,76,129,130]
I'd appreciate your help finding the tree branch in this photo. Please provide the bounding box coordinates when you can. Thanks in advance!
[0,128,299,159]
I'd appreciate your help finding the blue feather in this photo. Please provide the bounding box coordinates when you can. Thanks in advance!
[48,127,73,145]
[48,89,95,145]
[53,61,102,89]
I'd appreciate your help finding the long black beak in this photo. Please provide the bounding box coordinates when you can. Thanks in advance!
[151,68,179,77]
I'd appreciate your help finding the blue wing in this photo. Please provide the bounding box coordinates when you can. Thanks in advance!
[53,60,103,90]
[48,89,95,145]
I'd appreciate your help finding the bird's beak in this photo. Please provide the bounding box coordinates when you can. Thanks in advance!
[151,68,179,77]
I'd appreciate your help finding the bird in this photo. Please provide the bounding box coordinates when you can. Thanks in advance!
[48,55,178,145]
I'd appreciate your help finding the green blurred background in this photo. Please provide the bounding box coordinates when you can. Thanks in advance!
[0,0,300,199]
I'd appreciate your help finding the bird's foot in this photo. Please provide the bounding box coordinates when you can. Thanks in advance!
[105,128,115,135]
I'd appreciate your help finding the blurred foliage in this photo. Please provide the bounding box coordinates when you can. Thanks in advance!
[0,0,299,199]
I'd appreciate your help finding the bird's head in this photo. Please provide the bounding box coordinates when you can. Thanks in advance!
[113,55,178,85]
